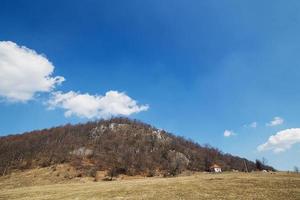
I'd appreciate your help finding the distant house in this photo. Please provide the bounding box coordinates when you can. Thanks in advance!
[210,164,222,173]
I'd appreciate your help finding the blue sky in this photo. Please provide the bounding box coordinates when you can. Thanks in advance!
[1,0,300,170]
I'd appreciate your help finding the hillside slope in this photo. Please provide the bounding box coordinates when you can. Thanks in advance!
[0,118,273,177]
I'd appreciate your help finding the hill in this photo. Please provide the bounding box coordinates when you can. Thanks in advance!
[0,118,274,178]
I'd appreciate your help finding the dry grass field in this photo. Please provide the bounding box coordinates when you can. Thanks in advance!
[0,170,300,200]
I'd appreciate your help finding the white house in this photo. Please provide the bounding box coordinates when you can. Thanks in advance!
[210,164,222,173]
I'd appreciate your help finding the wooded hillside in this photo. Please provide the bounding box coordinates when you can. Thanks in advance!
[0,118,274,177]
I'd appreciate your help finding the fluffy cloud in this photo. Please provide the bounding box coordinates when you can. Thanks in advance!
[266,117,284,127]
[224,130,235,137]
[0,41,149,119]
[250,122,257,128]
[257,128,300,153]
[0,41,64,102]
[244,122,257,128]
[48,90,149,119]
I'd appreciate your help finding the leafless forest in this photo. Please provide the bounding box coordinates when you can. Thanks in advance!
[0,118,274,178]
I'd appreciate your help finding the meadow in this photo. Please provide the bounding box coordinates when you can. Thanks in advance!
[0,171,300,200]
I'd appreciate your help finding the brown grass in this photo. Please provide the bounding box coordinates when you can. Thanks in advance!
[0,170,300,200]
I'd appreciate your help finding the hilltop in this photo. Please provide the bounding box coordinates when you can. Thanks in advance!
[0,118,274,179]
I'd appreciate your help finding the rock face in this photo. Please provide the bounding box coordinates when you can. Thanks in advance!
[169,151,190,166]
[71,147,93,157]
[90,123,130,139]
[166,150,190,175]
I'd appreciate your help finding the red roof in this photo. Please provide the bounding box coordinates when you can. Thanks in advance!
[210,164,221,168]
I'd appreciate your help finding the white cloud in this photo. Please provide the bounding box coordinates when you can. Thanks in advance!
[48,90,149,119]
[266,117,284,127]
[257,128,300,153]
[0,41,149,120]
[244,122,258,128]
[250,122,258,128]
[224,130,235,137]
[0,41,64,102]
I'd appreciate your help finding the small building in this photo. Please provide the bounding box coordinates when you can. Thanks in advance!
[210,164,222,173]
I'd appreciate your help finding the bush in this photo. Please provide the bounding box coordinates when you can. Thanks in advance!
[146,169,156,177]
[88,168,97,177]
[106,167,119,180]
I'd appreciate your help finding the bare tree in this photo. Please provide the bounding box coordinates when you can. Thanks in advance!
[262,157,268,165]
[255,159,263,171]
